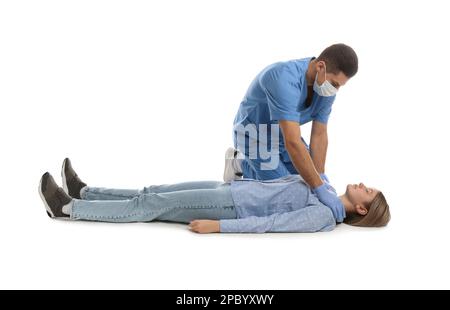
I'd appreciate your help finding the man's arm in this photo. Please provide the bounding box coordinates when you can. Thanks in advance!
[310,121,328,174]
[279,120,323,188]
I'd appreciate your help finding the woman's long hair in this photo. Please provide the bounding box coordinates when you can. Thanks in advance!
[344,192,391,227]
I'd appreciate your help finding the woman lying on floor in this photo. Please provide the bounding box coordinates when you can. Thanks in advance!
[38,158,391,234]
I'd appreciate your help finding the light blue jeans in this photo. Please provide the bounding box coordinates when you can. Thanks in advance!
[71,181,237,223]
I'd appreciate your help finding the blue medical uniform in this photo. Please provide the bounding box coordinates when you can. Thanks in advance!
[232,57,336,180]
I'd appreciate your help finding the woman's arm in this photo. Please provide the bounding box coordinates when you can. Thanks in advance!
[189,220,220,233]
[218,206,335,233]
[189,206,336,234]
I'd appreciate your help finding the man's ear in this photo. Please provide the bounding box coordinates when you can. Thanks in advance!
[316,60,325,71]
[355,204,368,216]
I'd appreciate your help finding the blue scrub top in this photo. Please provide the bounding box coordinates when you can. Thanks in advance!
[233,57,336,162]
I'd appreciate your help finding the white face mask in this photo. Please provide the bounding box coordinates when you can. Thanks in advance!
[313,64,338,97]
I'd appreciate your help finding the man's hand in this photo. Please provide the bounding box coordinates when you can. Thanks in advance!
[188,220,220,234]
[320,173,336,194]
[313,183,346,222]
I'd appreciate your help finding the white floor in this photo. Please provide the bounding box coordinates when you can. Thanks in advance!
[1,166,449,289]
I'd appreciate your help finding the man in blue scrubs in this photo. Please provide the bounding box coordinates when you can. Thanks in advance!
[227,43,359,222]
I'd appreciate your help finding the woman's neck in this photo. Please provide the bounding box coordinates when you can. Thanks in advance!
[339,194,354,214]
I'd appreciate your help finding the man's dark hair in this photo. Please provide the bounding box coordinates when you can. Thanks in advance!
[317,43,358,78]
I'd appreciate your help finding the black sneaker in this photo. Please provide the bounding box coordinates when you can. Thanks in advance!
[61,158,87,199]
[38,172,71,218]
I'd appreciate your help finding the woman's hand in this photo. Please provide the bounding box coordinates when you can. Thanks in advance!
[188,220,220,234]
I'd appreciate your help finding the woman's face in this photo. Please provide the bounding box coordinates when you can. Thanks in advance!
[345,182,380,206]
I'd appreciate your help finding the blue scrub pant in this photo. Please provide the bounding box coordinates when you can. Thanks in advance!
[240,137,310,180]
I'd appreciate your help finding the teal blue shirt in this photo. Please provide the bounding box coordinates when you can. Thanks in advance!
[233,57,335,162]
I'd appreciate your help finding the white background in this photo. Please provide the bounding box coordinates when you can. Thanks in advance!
[1,0,449,289]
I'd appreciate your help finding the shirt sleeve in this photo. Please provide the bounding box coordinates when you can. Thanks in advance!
[219,206,336,233]
[259,65,302,122]
[312,96,335,124]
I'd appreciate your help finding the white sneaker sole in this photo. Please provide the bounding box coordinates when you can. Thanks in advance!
[61,159,69,195]
[38,175,55,218]
[223,147,239,183]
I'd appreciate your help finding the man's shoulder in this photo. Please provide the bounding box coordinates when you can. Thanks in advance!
[262,56,306,70]
[285,57,313,70]
[262,57,311,81]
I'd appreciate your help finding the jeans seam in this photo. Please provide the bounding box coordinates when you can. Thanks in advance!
[140,205,234,218]
[85,193,136,199]
[73,212,147,220]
